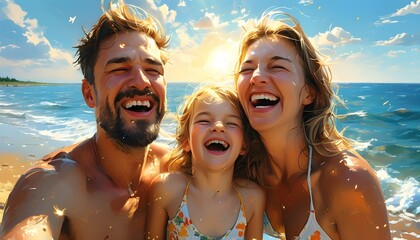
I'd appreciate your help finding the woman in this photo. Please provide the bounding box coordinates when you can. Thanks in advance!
[234,10,391,239]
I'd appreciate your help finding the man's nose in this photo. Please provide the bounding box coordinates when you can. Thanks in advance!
[129,67,151,89]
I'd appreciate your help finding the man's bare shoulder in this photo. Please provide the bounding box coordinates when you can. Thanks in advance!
[1,157,87,238]
[12,157,86,197]
[150,142,169,158]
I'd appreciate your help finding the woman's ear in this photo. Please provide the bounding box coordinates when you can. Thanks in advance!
[303,84,316,106]
[183,139,191,152]
[82,79,96,108]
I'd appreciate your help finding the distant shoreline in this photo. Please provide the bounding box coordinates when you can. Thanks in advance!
[0,76,64,87]
[0,82,63,87]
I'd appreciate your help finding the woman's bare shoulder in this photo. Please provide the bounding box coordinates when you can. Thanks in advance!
[318,150,376,182]
[317,150,383,204]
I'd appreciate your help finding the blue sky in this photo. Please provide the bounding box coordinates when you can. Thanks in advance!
[0,0,419,83]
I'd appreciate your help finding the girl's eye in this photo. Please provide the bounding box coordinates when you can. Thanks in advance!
[195,120,210,125]
[227,121,241,127]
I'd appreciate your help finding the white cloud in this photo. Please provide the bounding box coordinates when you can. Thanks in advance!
[387,50,406,58]
[1,0,26,27]
[375,33,420,46]
[145,0,177,24]
[391,0,420,17]
[192,12,229,29]
[336,51,364,60]
[0,44,19,52]
[49,48,74,64]
[1,1,76,69]
[174,25,197,48]
[2,0,48,46]
[177,0,186,7]
[374,19,399,25]
[310,27,361,47]
[0,56,80,83]
[299,0,314,6]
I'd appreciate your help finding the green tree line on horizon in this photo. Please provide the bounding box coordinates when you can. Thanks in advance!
[0,76,21,82]
[0,76,54,86]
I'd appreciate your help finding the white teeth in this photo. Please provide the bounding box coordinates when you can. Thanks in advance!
[206,140,228,148]
[251,93,278,102]
[256,105,270,109]
[125,100,151,108]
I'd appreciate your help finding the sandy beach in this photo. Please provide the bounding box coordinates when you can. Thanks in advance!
[0,153,37,222]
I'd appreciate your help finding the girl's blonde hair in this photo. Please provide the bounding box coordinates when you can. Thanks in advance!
[167,84,268,184]
[234,10,353,157]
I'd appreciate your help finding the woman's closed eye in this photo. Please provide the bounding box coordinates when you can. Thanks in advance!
[238,67,255,74]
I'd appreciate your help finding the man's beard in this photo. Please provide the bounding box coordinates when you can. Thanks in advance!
[98,89,164,149]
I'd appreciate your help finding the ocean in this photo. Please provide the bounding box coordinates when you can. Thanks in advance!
[0,82,419,238]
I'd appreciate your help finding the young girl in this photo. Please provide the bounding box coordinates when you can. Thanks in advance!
[145,84,266,239]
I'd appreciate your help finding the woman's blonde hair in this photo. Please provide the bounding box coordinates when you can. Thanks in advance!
[167,84,268,184]
[234,10,353,157]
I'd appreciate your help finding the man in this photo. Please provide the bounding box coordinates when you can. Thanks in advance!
[0,0,169,239]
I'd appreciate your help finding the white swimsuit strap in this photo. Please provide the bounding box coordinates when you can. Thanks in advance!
[307,145,315,212]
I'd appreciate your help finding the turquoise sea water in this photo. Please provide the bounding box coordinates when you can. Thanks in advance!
[0,82,419,237]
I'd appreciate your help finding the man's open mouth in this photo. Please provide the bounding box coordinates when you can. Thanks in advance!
[123,100,154,112]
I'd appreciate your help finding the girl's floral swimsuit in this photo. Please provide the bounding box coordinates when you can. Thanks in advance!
[167,179,247,239]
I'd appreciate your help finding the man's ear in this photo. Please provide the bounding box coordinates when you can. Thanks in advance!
[303,84,316,106]
[82,79,96,108]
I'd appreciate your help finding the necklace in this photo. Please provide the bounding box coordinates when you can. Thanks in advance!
[91,136,141,198]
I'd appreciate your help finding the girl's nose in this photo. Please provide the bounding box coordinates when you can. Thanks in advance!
[211,121,225,133]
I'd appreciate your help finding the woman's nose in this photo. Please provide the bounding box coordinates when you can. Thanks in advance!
[250,67,267,85]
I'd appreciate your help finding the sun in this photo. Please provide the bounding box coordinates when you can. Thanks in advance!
[206,48,236,76]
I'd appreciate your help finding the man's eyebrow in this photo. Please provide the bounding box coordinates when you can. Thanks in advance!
[144,57,163,67]
[105,57,130,66]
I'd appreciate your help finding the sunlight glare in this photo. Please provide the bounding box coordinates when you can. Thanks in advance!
[206,48,235,75]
